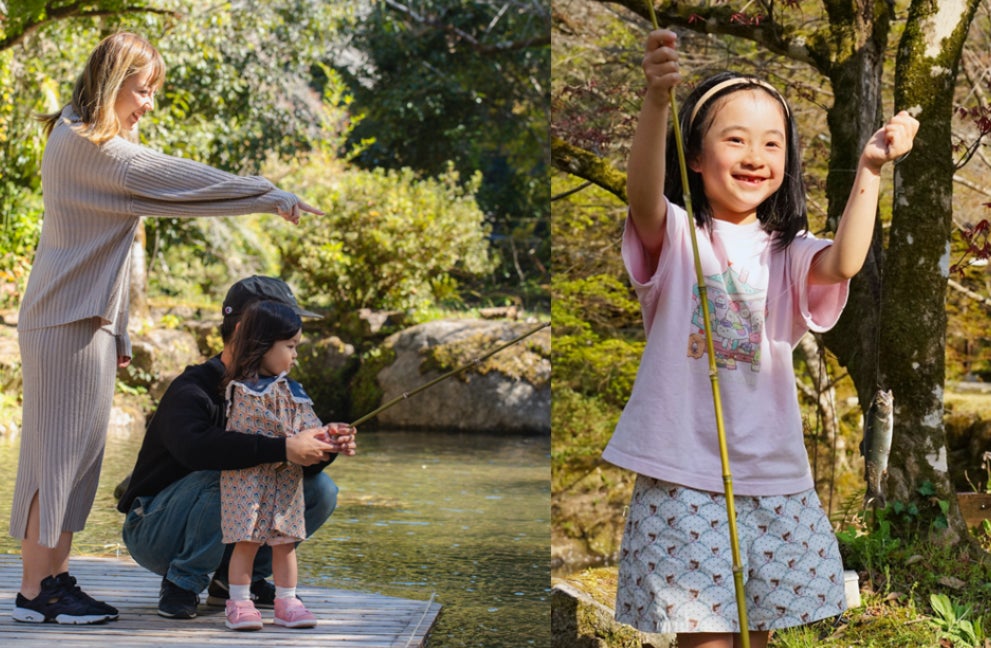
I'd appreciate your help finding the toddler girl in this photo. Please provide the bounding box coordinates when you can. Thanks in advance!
[220,300,353,631]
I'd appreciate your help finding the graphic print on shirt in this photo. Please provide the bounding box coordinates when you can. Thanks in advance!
[687,265,764,374]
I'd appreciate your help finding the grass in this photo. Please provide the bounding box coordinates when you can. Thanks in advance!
[946,391,991,419]
[773,597,940,647]
[771,514,991,647]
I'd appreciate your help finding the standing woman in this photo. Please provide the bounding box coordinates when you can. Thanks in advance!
[10,31,322,624]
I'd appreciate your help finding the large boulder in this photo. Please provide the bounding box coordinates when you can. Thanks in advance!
[354,318,550,433]
[551,571,675,648]
[118,328,202,401]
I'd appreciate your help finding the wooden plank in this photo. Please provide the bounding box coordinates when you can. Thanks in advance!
[958,492,991,529]
[0,555,440,647]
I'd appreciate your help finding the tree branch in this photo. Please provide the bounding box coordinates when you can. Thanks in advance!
[383,0,549,54]
[954,173,991,199]
[551,180,593,202]
[1,3,181,52]
[948,278,991,308]
[552,135,627,203]
[604,0,828,71]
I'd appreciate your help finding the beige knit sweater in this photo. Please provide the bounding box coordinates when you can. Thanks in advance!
[18,107,298,354]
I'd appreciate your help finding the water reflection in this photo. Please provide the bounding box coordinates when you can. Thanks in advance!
[0,428,550,647]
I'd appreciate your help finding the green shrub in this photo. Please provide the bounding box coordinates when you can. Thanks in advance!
[552,387,621,491]
[291,322,360,423]
[552,273,643,408]
[281,162,496,319]
[145,217,281,303]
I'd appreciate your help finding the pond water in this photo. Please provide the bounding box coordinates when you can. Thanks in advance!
[0,427,551,647]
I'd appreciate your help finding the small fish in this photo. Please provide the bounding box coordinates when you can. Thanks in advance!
[860,389,894,509]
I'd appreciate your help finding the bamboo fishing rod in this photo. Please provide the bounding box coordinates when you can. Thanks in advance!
[349,321,550,427]
[642,3,751,643]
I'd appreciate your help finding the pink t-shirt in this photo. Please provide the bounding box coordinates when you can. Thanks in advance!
[602,202,849,496]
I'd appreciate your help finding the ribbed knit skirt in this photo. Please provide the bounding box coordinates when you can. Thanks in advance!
[10,318,117,548]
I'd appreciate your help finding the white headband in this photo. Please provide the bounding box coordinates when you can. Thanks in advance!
[688,77,790,129]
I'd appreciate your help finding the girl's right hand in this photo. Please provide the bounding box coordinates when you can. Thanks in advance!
[643,29,680,105]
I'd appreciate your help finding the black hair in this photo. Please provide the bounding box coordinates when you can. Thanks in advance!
[220,313,241,344]
[663,71,808,250]
[221,300,302,392]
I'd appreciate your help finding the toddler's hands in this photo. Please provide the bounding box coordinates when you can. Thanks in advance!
[287,427,335,466]
[642,29,680,107]
[321,423,357,457]
[861,111,919,174]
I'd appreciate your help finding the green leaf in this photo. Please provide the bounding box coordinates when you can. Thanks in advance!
[931,593,955,622]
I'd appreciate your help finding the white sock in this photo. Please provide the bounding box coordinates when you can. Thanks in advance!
[275,585,296,600]
[229,583,251,601]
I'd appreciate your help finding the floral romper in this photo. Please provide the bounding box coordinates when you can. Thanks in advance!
[220,374,322,545]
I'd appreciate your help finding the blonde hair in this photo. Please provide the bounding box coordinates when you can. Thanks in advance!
[39,32,165,144]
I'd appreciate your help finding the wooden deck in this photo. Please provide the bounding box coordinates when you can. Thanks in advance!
[0,554,441,647]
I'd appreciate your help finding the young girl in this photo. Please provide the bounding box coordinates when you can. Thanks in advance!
[11,31,322,625]
[603,30,918,648]
[219,300,353,631]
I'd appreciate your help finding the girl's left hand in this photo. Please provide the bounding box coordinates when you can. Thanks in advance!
[862,111,920,173]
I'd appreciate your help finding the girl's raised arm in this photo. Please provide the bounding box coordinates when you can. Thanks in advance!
[810,111,919,285]
[627,29,680,257]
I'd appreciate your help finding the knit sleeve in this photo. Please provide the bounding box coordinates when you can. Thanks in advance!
[115,141,297,217]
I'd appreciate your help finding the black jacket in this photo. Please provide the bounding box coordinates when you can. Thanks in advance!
[117,355,334,513]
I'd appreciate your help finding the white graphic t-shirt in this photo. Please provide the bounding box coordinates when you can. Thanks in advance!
[602,201,849,496]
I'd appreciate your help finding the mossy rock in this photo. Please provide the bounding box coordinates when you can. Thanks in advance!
[421,326,550,387]
[551,568,674,648]
[365,319,550,432]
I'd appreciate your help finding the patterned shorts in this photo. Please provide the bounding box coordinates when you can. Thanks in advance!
[615,475,846,634]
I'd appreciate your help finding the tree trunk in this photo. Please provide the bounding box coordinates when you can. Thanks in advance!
[820,0,891,414]
[129,222,148,320]
[795,332,849,515]
[882,0,982,542]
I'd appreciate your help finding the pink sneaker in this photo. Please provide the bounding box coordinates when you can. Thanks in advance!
[225,599,263,631]
[274,597,317,628]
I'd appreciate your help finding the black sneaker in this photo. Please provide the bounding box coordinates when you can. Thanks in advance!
[54,572,119,621]
[206,577,277,608]
[12,575,113,624]
[250,578,277,607]
[158,577,199,619]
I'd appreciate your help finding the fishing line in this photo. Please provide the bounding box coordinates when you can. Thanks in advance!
[349,321,550,427]
[871,244,884,392]
[403,592,438,648]
[821,335,839,516]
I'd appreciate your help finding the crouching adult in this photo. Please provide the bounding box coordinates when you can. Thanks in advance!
[117,276,355,618]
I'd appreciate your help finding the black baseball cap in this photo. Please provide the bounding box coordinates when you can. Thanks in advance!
[222,275,321,319]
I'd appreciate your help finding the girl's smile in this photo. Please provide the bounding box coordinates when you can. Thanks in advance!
[690,89,788,224]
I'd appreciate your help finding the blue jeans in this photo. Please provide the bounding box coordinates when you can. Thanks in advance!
[122,470,338,594]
